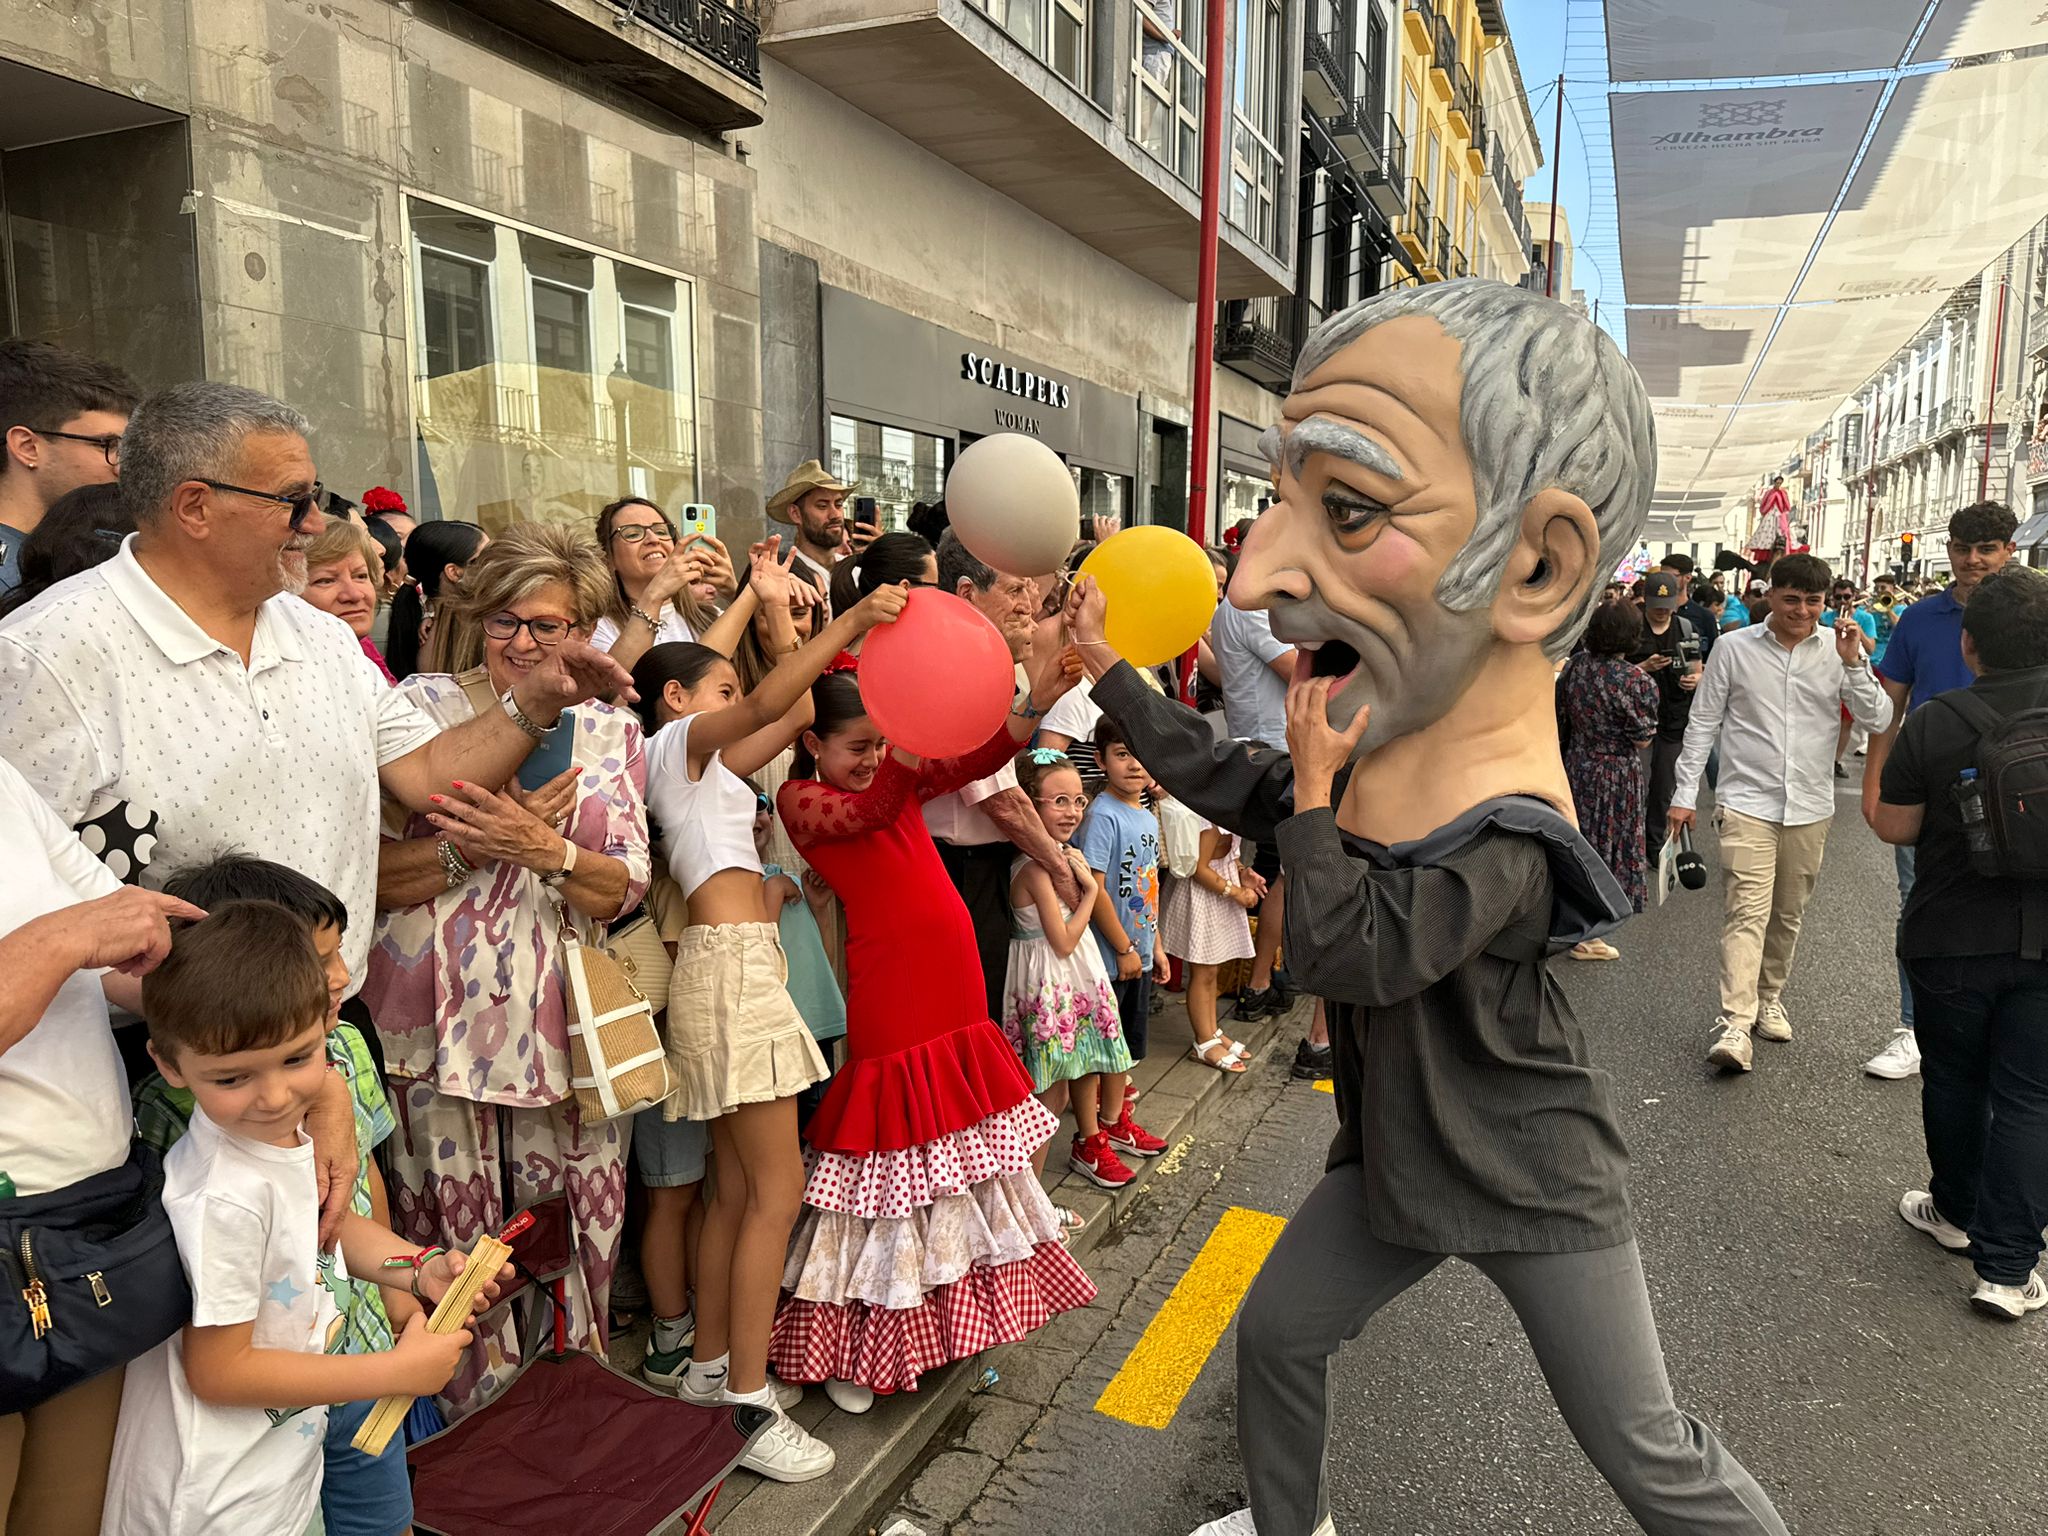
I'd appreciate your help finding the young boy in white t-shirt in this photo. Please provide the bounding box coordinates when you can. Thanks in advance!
[100,902,508,1536]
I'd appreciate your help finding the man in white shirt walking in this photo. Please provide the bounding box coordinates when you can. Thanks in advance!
[1668,554,1893,1073]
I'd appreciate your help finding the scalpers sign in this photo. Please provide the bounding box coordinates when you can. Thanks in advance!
[962,352,1072,411]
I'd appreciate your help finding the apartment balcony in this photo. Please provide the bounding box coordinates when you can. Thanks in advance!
[762,0,1292,297]
[448,0,765,131]
[1474,0,1507,34]
[1428,14,1456,98]
[1319,81,1389,192]
[1402,0,1437,57]
[2027,435,2048,485]
[1449,244,1468,279]
[1933,398,1975,437]
[1303,29,1350,117]
[1465,104,1488,172]
[1215,295,1303,389]
[1427,216,1451,280]
[1447,62,1474,137]
[1398,178,1433,267]
[1360,112,1407,219]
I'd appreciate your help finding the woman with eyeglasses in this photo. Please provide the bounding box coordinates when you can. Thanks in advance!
[590,497,737,674]
[360,522,653,1420]
[383,518,488,682]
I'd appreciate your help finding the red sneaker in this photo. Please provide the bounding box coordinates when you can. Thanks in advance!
[1068,1131,1136,1189]
[1105,1111,1167,1158]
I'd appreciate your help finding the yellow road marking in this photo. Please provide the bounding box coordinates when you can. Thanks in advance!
[1312,1078,1334,1094]
[1094,1206,1287,1430]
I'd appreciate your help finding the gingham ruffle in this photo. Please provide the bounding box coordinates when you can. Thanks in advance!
[782,1168,1066,1311]
[799,1096,1060,1220]
[768,1241,1097,1393]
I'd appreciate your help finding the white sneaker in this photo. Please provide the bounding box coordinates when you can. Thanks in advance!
[1754,1000,1793,1043]
[679,1370,803,1411]
[1898,1189,1971,1252]
[1189,1513,1337,1536]
[1864,1029,1921,1080]
[824,1378,875,1414]
[1707,1020,1754,1073]
[1970,1270,2048,1320]
[739,1410,836,1482]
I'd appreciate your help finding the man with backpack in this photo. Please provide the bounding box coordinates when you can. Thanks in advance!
[1871,566,2048,1320]
[1630,570,1704,865]
[1860,501,2020,1080]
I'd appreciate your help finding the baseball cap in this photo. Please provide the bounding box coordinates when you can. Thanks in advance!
[1643,572,1682,609]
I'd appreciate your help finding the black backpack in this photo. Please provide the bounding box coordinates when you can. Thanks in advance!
[1936,690,2048,880]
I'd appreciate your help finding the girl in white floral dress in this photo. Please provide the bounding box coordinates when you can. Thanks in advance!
[1001,751,1133,1186]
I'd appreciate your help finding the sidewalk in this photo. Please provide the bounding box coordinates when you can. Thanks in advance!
[610,988,1309,1536]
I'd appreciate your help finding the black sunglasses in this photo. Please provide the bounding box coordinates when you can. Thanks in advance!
[195,477,326,531]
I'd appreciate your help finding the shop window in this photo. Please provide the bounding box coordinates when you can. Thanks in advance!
[1075,465,1130,532]
[830,414,950,533]
[1134,0,1207,187]
[408,197,697,533]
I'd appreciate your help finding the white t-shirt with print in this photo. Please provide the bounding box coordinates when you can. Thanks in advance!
[102,1108,348,1536]
[0,758,125,1195]
[591,605,695,654]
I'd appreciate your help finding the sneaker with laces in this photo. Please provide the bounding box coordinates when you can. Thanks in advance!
[1191,1512,1337,1536]
[1069,1131,1136,1189]
[1235,985,1277,1022]
[1898,1189,1971,1252]
[1707,1020,1754,1073]
[1864,1029,1921,1080]
[677,1370,804,1410]
[1970,1270,2048,1321]
[1105,1110,1167,1157]
[1754,1000,1793,1042]
[640,1342,691,1389]
[739,1411,836,1481]
[1291,1039,1334,1080]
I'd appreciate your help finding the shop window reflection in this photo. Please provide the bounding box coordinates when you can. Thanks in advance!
[830,414,949,532]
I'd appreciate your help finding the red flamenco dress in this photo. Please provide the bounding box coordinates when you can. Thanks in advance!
[769,727,1096,1392]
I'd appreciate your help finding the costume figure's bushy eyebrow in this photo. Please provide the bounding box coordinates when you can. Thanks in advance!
[1262,418,1405,484]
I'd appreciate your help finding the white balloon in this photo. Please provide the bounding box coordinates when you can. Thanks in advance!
[943,434,1081,578]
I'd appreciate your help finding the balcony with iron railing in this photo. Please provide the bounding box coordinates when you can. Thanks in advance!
[1398,177,1433,266]
[1465,103,1488,171]
[1934,398,1974,436]
[1302,29,1350,118]
[1450,244,1468,279]
[1215,295,1304,388]
[1402,0,1437,56]
[1448,61,1474,136]
[1427,215,1451,280]
[1360,111,1407,219]
[1428,13,1456,96]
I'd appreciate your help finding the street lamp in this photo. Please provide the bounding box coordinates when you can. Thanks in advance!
[606,356,632,496]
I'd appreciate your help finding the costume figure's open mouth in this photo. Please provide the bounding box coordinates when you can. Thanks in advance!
[1295,638,1361,687]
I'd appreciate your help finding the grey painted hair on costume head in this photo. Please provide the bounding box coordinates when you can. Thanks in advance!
[122,381,312,527]
[1283,279,1655,659]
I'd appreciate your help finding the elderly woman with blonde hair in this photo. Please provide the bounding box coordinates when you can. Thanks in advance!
[295,516,396,680]
[361,520,653,1417]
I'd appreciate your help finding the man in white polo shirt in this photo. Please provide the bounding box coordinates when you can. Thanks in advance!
[0,381,629,1000]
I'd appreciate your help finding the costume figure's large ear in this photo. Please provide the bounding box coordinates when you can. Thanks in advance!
[1491,487,1600,647]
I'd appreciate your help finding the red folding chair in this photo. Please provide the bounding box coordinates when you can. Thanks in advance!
[407,1195,768,1535]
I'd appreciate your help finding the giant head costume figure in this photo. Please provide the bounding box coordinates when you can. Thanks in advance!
[1231,280,1655,840]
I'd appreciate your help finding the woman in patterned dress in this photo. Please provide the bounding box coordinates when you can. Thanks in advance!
[1561,599,1660,958]
[362,524,652,1417]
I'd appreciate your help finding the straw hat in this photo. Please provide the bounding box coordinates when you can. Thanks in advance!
[767,459,857,525]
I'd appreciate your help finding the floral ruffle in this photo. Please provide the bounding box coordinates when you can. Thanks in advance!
[769,1241,1097,1394]
[800,1096,1058,1220]
[783,1168,1066,1311]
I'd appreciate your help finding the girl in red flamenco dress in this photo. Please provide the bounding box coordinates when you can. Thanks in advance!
[769,666,1097,1402]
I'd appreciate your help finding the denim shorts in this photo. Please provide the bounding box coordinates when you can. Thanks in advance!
[634,1108,709,1188]
[322,1395,413,1536]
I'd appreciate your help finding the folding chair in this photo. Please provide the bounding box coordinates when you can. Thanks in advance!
[407,1191,769,1535]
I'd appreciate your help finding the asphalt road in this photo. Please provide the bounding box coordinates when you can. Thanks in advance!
[932,779,2048,1536]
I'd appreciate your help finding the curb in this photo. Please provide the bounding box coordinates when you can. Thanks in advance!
[706,995,1306,1535]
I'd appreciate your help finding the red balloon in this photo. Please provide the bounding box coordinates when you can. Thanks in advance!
[859,590,1016,760]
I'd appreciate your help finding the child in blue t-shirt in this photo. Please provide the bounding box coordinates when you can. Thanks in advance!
[1073,717,1168,1175]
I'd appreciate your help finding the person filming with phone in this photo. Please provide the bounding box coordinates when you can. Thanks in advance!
[589,496,737,672]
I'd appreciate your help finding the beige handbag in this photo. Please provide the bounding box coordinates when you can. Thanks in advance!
[602,914,671,1014]
[559,906,671,1123]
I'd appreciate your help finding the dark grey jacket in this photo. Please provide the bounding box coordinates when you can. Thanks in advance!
[1092,662,1635,1254]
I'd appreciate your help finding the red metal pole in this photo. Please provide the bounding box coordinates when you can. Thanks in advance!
[1182,0,1228,702]
[1982,265,2009,501]
[1545,74,1564,297]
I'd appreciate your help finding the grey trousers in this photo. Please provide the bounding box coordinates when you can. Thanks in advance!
[1235,1168,1789,1536]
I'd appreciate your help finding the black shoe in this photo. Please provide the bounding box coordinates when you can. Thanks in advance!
[1236,985,1277,1022]
[1833,761,1849,778]
[1291,1040,1333,1080]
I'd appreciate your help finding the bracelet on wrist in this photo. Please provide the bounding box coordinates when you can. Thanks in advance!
[1013,697,1048,720]
[437,838,473,889]
[501,689,553,740]
[630,605,659,631]
[380,1244,448,1274]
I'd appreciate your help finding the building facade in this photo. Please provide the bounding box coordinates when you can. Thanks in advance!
[753,0,1301,544]
[0,1,768,535]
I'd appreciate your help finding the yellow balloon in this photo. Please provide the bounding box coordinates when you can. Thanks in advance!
[1079,526,1219,668]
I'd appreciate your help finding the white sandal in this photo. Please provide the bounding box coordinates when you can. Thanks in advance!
[1191,1035,1249,1073]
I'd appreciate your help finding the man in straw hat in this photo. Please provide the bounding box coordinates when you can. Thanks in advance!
[768,459,856,611]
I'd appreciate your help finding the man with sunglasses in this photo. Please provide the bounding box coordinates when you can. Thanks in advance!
[0,338,137,596]
[0,380,633,1028]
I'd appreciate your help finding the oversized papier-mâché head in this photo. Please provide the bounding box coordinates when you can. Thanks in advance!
[1237,279,1654,756]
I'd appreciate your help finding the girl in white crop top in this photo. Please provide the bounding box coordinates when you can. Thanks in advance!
[624,538,905,1465]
